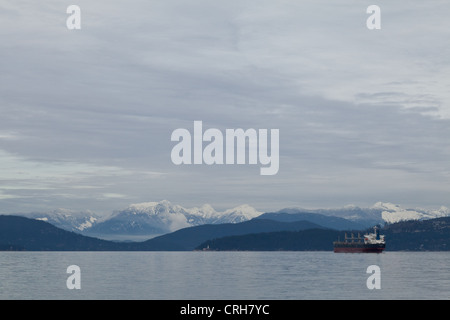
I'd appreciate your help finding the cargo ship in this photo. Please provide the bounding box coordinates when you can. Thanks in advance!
[333,226,385,253]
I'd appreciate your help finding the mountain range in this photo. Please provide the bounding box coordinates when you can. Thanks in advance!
[13,200,450,241]
[1,214,449,251]
[16,200,262,240]
[83,201,262,240]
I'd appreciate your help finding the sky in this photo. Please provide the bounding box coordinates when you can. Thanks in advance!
[1,0,450,215]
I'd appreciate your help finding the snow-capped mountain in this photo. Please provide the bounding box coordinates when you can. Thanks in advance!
[274,202,450,226]
[209,204,263,224]
[83,200,262,239]
[17,201,450,241]
[372,202,450,223]
[19,208,101,233]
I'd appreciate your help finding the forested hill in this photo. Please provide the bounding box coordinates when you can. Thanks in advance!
[0,215,180,251]
[382,216,450,251]
[0,215,128,250]
[196,217,450,251]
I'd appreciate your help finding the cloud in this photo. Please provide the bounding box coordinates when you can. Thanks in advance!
[1,1,450,213]
[0,149,164,212]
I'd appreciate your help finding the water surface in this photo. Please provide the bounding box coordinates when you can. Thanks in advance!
[0,251,448,300]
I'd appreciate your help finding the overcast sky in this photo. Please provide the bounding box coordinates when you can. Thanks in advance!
[1,0,450,214]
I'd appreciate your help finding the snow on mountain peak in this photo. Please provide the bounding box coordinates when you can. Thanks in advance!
[186,204,218,218]
[371,201,450,223]
[372,202,402,211]
[124,201,261,220]
[224,204,262,219]
[127,200,171,213]
[436,206,450,215]
[78,216,98,231]
[106,200,263,233]
[22,208,101,232]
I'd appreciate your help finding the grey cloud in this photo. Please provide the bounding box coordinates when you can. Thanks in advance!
[1,1,450,213]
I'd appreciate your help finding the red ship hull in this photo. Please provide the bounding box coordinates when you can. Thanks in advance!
[333,242,385,253]
[333,246,385,253]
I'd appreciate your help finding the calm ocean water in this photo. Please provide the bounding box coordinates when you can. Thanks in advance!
[0,251,448,300]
